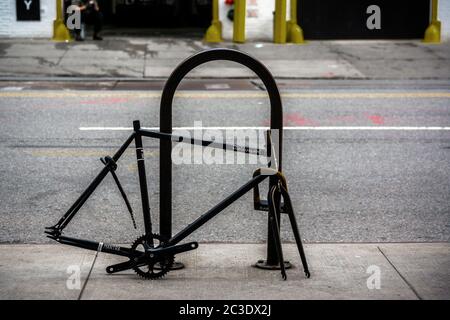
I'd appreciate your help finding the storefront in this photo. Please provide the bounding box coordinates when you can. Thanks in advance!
[0,0,449,41]
[0,0,212,37]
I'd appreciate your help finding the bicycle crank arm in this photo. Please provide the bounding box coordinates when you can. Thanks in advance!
[106,242,199,274]
[106,257,158,274]
[151,242,199,257]
[105,260,137,274]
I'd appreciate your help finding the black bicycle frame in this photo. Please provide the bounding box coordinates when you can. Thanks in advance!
[45,119,309,279]
[47,120,269,253]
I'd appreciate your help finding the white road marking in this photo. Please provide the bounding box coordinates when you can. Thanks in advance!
[2,91,450,98]
[0,86,24,91]
[79,126,450,131]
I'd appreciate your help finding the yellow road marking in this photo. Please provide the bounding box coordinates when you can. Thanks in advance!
[0,91,450,99]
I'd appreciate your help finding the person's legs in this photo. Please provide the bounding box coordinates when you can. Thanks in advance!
[75,11,86,41]
[92,11,103,40]
[74,28,82,41]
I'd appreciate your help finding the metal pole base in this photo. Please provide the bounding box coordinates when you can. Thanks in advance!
[254,259,292,270]
[154,261,185,270]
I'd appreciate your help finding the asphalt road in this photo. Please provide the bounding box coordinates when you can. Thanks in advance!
[0,80,449,244]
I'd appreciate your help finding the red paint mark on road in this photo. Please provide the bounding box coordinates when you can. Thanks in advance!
[284,113,316,126]
[367,114,385,125]
[80,97,130,105]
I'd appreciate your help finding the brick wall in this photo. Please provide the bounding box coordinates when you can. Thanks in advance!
[0,0,55,38]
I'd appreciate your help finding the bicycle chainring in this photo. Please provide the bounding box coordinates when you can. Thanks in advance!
[131,233,174,280]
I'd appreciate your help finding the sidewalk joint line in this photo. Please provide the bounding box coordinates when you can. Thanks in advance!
[377,246,423,300]
[56,48,69,67]
[77,251,99,300]
[111,80,119,90]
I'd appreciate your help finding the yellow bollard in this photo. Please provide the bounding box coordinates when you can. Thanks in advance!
[204,0,222,42]
[273,0,287,44]
[286,0,304,43]
[233,0,246,43]
[423,0,441,43]
[52,0,72,42]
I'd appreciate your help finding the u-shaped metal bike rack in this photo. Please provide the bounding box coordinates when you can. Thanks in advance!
[159,48,284,268]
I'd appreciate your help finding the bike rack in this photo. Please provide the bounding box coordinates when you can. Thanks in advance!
[44,48,310,280]
[160,48,286,269]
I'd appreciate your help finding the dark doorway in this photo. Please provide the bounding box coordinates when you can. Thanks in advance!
[298,0,430,39]
[98,0,211,28]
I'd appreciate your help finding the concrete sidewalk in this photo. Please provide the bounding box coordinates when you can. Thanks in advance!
[0,38,449,79]
[1,243,448,300]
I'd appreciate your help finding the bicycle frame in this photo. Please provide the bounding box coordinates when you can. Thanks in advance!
[45,120,309,280]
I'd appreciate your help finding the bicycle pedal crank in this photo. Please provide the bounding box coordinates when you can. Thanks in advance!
[106,234,198,279]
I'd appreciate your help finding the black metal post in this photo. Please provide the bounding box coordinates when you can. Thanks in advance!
[265,130,284,267]
[133,120,152,236]
[159,48,284,268]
